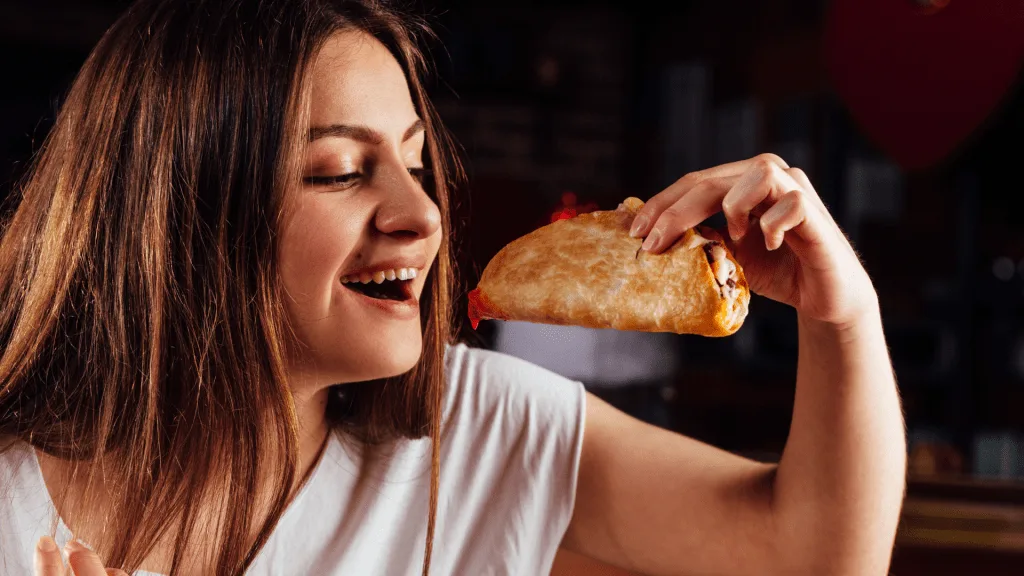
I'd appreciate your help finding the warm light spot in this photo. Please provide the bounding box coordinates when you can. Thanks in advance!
[550,208,578,223]
[548,191,597,224]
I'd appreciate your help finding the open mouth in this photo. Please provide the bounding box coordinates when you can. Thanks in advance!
[342,278,414,301]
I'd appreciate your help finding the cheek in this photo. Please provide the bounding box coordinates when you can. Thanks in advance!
[279,196,358,313]
[428,229,443,265]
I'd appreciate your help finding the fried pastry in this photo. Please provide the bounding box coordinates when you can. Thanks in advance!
[467,197,749,337]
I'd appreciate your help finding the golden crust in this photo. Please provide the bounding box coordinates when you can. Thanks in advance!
[470,197,750,337]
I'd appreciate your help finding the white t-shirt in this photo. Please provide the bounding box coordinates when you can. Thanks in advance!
[0,343,587,575]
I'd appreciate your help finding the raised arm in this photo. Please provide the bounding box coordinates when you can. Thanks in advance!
[560,154,906,576]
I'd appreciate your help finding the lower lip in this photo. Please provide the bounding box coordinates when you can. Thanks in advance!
[343,284,420,320]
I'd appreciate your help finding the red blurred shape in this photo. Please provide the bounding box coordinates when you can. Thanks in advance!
[911,0,951,16]
[550,208,578,223]
[825,0,1024,170]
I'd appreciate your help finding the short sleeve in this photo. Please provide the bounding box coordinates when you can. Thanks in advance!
[438,343,586,575]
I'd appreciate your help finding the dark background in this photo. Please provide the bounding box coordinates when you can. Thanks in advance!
[3,1,1024,574]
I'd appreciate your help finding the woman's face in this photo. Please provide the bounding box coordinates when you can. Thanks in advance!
[279,30,442,387]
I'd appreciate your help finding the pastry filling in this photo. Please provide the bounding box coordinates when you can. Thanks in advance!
[702,240,744,326]
[703,243,738,299]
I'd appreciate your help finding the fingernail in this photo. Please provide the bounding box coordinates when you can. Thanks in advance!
[65,540,91,554]
[629,215,649,238]
[37,536,57,552]
[641,229,661,252]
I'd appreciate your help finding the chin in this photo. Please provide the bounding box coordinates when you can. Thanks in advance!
[373,334,424,379]
[329,325,425,383]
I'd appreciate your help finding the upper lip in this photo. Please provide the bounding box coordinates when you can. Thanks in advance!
[341,257,427,279]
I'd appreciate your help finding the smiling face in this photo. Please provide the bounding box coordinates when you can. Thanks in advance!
[278,30,442,388]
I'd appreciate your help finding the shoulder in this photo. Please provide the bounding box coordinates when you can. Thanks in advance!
[443,342,586,425]
[440,342,587,489]
[439,342,587,555]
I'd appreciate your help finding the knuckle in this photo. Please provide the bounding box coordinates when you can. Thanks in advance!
[788,189,809,211]
[689,177,715,198]
[757,152,787,169]
[752,156,780,179]
[787,167,807,182]
[720,194,740,215]
[697,176,725,191]
[680,170,705,185]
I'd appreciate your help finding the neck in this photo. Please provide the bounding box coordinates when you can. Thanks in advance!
[291,384,331,488]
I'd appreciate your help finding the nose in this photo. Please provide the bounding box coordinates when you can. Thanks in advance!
[373,163,442,240]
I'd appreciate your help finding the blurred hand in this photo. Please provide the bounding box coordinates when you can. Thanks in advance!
[34,537,127,576]
[630,153,877,326]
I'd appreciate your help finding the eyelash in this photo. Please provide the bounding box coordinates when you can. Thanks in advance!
[304,168,432,188]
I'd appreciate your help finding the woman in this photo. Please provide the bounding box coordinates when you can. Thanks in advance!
[0,0,906,574]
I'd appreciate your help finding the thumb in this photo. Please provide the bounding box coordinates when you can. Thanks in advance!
[34,536,66,576]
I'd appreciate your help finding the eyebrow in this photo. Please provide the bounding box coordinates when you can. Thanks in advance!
[308,118,425,144]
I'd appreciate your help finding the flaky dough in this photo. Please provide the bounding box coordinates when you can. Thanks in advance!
[468,197,750,337]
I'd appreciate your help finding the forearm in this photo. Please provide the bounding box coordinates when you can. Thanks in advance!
[772,298,907,574]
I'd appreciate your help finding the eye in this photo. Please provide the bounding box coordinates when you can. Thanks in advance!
[304,172,361,188]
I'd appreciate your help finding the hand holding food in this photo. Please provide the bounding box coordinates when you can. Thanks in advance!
[628,154,877,326]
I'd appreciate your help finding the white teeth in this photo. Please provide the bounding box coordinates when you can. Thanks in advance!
[341,267,419,284]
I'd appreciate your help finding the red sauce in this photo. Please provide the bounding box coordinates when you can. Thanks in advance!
[467,289,484,330]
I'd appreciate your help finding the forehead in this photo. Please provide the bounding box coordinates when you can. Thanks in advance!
[308,30,418,129]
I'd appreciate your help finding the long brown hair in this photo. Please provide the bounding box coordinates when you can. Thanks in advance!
[0,0,458,573]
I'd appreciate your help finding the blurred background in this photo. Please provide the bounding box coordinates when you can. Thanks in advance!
[3,0,1024,574]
